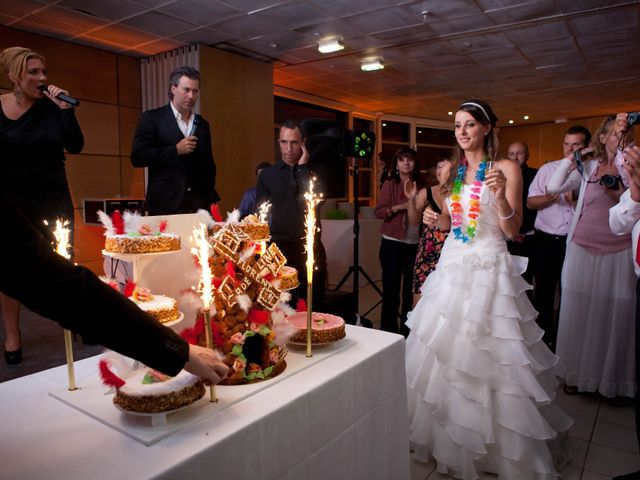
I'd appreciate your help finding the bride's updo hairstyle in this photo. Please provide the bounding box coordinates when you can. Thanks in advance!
[442,99,499,197]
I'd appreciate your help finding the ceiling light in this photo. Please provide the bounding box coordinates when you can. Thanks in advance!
[448,111,453,116]
[382,123,387,127]
[361,58,384,72]
[508,120,514,124]
[523,115,529,120]
[318,37,344,54]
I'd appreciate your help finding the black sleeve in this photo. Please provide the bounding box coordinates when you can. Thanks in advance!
[130,111,180,169]
[60,108,84,154]
[0,193,189,376]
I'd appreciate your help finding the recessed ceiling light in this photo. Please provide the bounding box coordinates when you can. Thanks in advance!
[508,120,514,124]
[523,115,530,120]
[447,111,453,116]
[318,37,344,54]
[361,57,384,72]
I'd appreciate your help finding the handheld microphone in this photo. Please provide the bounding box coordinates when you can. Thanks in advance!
[188,114,200,137]
[37,85,80,107]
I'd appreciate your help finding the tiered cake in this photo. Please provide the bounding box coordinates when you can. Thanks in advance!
[188,215,299,384]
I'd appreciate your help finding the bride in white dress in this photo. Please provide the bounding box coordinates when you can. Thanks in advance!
[406,99,573,479]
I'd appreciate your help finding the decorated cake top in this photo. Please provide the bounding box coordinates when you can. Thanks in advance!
[99,354,199,396]
[287,312,345,330]
[98,210,177,238]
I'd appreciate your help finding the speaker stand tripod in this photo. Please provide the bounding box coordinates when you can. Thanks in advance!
[334,157,382,327]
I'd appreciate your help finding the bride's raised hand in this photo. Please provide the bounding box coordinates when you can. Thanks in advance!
[485,166,507,200]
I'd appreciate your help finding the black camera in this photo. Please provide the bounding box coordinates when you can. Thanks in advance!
[599,174,622,190]
[628,112,640,127]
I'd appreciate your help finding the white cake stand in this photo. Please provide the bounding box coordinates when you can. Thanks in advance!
[102,249,179,283]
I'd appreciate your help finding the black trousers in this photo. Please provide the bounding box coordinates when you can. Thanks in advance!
[379,238,418,337]
[275,239,327,311]
[531,230,567,349]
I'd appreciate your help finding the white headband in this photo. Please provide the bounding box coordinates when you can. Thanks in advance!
[459,102,491,123]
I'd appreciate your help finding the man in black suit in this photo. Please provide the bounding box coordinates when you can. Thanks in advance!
[131,66,220,215]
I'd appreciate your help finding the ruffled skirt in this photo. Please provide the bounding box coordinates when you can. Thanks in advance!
[406,242,573,479]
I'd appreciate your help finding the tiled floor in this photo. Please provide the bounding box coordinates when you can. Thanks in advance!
[353,283,640,480]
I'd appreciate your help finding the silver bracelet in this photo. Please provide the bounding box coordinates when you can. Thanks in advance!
[498,207,515,220]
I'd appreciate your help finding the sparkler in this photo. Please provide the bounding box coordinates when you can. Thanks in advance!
[258,201,271,223]
[303,178,322,357]
[45,219,77,391]
[191,223,217,402]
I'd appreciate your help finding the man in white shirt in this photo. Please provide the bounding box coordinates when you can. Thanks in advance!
[131,66,220,215]
[526,125,591,349]
[610,143,640,480]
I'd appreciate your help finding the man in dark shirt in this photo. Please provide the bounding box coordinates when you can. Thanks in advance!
[256,120,327,308]
[131,66,220,215]
[506,141,538,287]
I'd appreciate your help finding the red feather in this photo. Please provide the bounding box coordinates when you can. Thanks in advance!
[213,277,222,289]
[225,261,236,281]
[248,308,269,325]
[99,359,125,388]
[158,220,168,233]
[296,299,307,312]
[123,280,136,298]
[111,210,125,235]
[210,203,223,222]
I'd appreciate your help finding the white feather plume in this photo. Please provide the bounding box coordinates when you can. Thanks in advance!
[97,210,114,236]
[238,245,257,264]
[196,208,215,228]
[123,211,142,234]
[235,294,252,312]
[227,209,241,223]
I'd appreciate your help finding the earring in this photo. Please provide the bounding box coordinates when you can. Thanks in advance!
[13,87,22,103]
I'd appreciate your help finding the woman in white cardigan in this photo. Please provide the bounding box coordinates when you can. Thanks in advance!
[547,115,636,399]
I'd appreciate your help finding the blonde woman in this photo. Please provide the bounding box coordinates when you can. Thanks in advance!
[0,46,83,364]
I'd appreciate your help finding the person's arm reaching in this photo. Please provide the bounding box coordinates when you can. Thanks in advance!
[0,192,228,381]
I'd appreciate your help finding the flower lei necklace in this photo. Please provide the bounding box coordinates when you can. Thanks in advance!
[450,156,488,243]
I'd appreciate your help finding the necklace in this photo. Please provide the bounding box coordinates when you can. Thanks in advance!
[450,156,488,243]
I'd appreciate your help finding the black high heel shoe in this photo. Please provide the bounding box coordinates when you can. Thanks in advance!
[4,347,22,365]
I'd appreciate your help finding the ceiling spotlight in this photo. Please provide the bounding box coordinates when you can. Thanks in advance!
[508,120,514,124]
[318,37,344,54]
[448,111,453,116]
[361,57,384,72]
[523,115,530,120]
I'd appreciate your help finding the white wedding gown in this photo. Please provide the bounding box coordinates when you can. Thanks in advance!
[406,184,573,479]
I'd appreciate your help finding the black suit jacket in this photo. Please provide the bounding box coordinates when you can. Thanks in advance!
[0,191,189,376]
[131,104,220,215]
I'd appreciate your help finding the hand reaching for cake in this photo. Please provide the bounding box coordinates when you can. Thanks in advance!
[184,345,229,385]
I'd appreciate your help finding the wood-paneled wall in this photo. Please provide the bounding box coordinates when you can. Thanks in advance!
[1,27,143,275]
[199,45,274,212]
[498,117,640,168]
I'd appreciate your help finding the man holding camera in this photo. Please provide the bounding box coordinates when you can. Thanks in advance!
[526,125,590,349]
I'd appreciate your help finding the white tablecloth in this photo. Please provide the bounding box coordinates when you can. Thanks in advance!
[321,219,383,287]
[0,325,409,480]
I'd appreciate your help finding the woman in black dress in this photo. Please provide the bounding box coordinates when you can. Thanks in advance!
[0,46,84,364]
